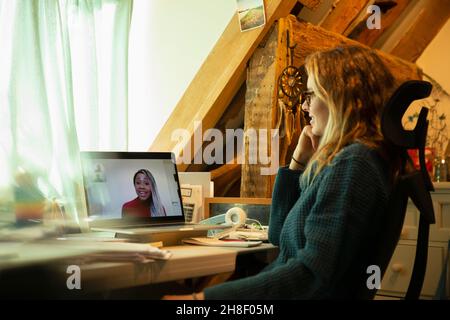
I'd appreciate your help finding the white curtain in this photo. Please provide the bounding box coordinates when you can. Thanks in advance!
[67,0,132,151]
[0,0,132,230]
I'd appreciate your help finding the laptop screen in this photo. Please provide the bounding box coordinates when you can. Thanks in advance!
[80,152,185,226]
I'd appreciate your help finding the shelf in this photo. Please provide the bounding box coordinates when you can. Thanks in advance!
[432,182,450,190]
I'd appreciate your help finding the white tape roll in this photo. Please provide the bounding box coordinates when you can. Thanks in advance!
[225,207,247,226]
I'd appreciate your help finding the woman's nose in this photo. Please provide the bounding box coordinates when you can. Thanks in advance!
[301,99,309,112]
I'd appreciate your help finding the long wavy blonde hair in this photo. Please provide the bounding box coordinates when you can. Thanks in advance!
[302,46,396,184]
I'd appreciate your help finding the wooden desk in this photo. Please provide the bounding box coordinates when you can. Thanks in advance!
[73,245,235,292]
[55,243,278,294]
[0,241,277,298]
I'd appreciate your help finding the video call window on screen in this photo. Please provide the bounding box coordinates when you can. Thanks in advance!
[82,157,183,220]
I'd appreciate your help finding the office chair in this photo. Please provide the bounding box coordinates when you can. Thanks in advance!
[376,80,435,299]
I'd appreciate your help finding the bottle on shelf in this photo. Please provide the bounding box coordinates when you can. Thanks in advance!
[434,156,448,182]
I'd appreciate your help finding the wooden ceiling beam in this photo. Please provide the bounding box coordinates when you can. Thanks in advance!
[320,0,371,34]
[298,0,322,10]
[347,0,413,47]
[390,0,450,62]
[286,16,422,84]
[149,0,298,171]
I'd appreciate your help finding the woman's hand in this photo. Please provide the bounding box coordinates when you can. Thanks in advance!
[290,125,321,170]
[162,292,205,300]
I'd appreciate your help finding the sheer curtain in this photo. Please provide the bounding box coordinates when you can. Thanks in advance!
[0,0,132,230]
[67,0,132,151]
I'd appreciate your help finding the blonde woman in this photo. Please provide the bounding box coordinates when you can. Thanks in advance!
[165,46,400,300]
[122,169,166,218]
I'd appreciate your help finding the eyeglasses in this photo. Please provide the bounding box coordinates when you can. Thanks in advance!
[302,90,316,106]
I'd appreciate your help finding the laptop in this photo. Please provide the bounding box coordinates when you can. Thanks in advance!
[80,152,225,235]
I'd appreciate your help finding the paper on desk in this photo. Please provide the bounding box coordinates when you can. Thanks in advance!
[56,240,172,262]
[227,230,268,241]
[183,237,262,248]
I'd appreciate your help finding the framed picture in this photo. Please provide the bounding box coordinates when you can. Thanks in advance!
[204,197,272,226]
[236,0,266,32]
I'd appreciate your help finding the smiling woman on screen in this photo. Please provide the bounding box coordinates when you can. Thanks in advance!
[122,169,166,218]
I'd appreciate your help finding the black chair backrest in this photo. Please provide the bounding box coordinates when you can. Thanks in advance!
[376,80,435,299]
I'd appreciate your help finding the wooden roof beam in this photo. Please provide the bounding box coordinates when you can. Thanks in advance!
[390,0,450,62]
[320,0,371,34]
[298,0,322,10]
[346,0,413,47]
[286,16,422,83]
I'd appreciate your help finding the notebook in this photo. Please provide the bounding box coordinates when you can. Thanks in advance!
[80,152,225,235]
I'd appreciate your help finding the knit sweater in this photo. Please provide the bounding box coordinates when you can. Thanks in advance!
[204,143,393,300]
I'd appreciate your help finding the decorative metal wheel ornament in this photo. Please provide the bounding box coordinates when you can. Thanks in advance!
[277,30,302,116]
[278,65,302,99]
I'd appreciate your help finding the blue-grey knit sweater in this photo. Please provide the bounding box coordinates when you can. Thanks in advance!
[204,143,392,300]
